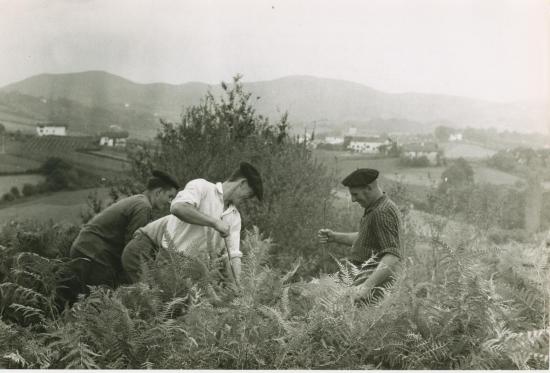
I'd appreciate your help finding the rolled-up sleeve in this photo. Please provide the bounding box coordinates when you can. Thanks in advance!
[222,210,242,259]
[373,210,402,259]
[171,179,206,209]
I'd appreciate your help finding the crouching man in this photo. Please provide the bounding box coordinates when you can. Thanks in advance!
[61,170,179,304]
[318,168,403,304]
[121,162,263,286]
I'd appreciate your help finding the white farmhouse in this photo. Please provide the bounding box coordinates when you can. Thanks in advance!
[323,136,344,145]
[99,130,129,147]
[449,133,463,142]
[36,123,67,136]
[402,142,440,165]
[346,136,390,154]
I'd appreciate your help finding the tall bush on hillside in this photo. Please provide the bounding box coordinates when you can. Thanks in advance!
[21,184,36,197]
[39,158,80,191]
[440,157,474,190]
[9,187,20,199]
[428,182,526,233]
[129,76,335,274]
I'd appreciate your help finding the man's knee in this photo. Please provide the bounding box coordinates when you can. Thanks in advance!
[121,233,157,283]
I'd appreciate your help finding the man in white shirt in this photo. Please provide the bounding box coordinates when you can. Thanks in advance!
[121,162,263,285]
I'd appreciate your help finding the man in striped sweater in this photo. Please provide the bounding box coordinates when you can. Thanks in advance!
[318,168,403,304]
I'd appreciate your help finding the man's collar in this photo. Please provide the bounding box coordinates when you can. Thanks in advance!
[217,182,236,214]
[365,194,387,214]
[216,182,223,195]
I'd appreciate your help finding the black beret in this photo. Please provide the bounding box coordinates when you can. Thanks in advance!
[148,170,180,190]
[240,162,263,201]
[342,168,379,187]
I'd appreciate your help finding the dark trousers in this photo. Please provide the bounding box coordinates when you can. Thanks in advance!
[121,231,158,283]
[57,248,122,308]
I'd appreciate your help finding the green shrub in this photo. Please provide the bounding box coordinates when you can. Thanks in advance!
[129,76,335,275]
[2,192,15,202]
[9,187,20,199]
[399,155,430,167]
[21,183,36,197]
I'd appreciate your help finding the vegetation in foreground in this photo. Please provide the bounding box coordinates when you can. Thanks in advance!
[0,214,548,369]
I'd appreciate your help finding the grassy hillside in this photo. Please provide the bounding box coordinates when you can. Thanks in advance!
[1,71,546,134]
[0,187,110,224]
[8,136,131,174]
[0,154,42,173]
[0,174,45,196]
[314,150,522,187]
[0,109,41,133]
[0,91,160,139]
[440,141,498,159]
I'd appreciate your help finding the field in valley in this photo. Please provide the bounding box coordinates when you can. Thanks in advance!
[314,149,522,188]
[0,187,110,224]
[0,154,42,173]
[439,141,498,159]
[0,174,45,196]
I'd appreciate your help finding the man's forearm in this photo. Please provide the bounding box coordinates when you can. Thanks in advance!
[331,232,359,246]
[229,257,241,283]
[361,254,400,289]
[170,203,216,228]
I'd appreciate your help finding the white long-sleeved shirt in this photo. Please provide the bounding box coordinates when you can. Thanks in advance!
[139,179,242,259]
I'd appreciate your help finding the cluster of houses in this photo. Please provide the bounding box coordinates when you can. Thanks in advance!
[311,128,450,166]
[35,122,129,147]
[35,122,457,166]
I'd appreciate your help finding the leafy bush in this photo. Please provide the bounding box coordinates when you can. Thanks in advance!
[1,192,15,203]
[9,187,20,199]
[399,155,430,167]
[128,76,336,275]
[440,157,474,188]
[21,183,36,197]
[428,180,526,232]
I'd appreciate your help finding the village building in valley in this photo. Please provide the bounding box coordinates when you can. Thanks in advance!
[345,135,391,154]
[99,130,129,147]
[36,122,68,136]
[401,141,441,165]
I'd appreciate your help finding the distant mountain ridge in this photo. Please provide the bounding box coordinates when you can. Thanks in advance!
[1,71,546,137]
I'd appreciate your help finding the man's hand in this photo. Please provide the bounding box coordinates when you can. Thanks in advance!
[318,228,334,244]
[348,283,374,306]
[213,219,230,237]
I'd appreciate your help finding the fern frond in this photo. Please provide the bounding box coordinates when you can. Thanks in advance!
[2,351,28,368]
[9,268,43,283]
[141,360,154,369]
[259,305,295,334]
[281,258,301,284]
[8,303,45,321]
[61,341,101,369]
[161,297,189,320]
[280,286,290,318]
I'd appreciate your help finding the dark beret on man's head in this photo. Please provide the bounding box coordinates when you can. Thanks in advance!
[342,168,379,188]
[147,170,180,191]
[234,162,263,201]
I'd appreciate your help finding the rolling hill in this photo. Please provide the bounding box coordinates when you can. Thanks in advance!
[0,71,546,138]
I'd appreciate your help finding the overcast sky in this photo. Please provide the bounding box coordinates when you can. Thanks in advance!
[1,0,548,103]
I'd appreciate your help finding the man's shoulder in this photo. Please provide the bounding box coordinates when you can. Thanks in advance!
[373,196,401,218]
[186,178,214,188]
[119,194,151,211]
[87,194,148,223]
[111,194,148,207]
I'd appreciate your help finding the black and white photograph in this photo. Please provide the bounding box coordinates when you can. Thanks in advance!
[0,0,548,369]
